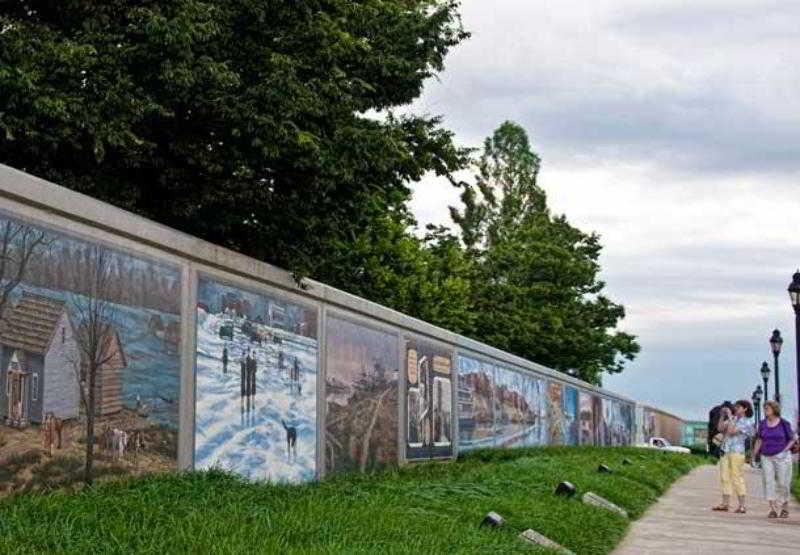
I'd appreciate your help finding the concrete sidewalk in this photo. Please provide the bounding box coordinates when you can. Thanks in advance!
[614,463,799,554]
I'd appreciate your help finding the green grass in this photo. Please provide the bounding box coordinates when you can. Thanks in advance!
[0,447,706,554]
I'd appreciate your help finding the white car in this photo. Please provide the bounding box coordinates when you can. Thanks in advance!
[636,437,691,454]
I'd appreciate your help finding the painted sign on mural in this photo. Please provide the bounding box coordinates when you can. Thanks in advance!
[325,316,398,475]
[493,366,545,448]
[0,213,181,494]
[456,355,494,452]
[406,339,453,460]
[194,278,318,482]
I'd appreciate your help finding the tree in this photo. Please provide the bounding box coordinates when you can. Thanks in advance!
[0,1,468,284]
[69,245,122,485]
[451,122,639,384]
[0,219,53,321]
[312,210,476,336]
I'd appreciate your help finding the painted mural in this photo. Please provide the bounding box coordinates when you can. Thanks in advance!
[325,317,398,475]
[194,278,317,482]
[0,213,181,494]
[456,355,494,452]
[609,401,634,446]
[562,386,579,445]
[493,366,545,448]
[546,382,565,445]
[546,382,579,446]
[578,392,596,446]
[406,339,453,460]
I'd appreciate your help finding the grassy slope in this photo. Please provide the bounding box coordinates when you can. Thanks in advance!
[0,447,705,554]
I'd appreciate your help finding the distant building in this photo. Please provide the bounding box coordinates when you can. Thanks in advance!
[0,292,127,428]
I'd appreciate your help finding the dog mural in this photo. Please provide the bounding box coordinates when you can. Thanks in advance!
[281,419,298,463]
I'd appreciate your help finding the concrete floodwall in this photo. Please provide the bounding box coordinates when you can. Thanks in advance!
[0,163,640,488]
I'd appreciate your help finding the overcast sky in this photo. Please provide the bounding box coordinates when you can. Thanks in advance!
[407,0,800,421]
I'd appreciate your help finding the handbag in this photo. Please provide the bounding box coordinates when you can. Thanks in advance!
[780,419,799,454]
[711,432,724,447]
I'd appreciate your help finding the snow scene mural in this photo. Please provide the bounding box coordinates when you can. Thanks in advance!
[493,366,546,448]
[0,213,181,495]
[194,278,318,483]
[456,355,494,452]
[405,339,453,460]
[325,316,398,475]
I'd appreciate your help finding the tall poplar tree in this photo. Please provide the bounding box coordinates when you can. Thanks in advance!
[452,122,639,383]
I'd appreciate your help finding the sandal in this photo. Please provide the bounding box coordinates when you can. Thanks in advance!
[768,510,778,518]
[734,507,746,514]
[779,509,789,519]
[712,504,730,511]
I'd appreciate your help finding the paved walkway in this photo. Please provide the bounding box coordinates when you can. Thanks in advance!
[614,463,799,554]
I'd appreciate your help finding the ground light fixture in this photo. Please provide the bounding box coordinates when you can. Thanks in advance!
[760,361,770,402]
[554,481,577,497]
[769,329,783,403]
[480,512,505,528]
[597,464,612,474]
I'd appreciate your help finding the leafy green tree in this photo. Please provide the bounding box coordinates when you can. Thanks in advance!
[452,121,638,383]
[0,0,468,281]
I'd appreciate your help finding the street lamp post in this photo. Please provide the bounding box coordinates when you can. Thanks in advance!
[788,271,800,439]
[760,361,771,403]
[769,329,783,403]
[752,385,763,423]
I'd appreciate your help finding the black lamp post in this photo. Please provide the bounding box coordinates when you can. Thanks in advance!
[760,361,771,402]
[769,329,783,403]
[752,385,762,423]
[788,270,800,439]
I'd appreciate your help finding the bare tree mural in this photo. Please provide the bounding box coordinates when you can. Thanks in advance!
[0,220,52,321]
[69,246,123,485]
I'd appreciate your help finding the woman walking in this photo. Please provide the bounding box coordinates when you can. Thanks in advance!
[712,400,754,513]
[753,400,797,518]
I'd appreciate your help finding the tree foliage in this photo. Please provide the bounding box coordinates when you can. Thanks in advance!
[452,122,639,384]
[0,0,468,279]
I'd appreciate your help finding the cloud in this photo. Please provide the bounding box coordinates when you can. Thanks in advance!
[407,0,800,420]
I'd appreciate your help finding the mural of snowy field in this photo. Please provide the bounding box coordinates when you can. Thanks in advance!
[194,279,318,483]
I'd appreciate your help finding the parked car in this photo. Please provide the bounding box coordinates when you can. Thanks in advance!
[636,437,691,454]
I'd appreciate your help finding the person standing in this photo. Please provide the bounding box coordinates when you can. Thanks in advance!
[240,356,247,398]
[247,350,257,399]
[753,400,797,518]
[222,345,229,374]
[712,399,754,513]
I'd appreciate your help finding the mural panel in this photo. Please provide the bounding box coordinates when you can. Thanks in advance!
[493,366,544,447]
[194,278,318,482]
[0,213,181,494]
[546,382,565,445]
[457,355,494,452]
[596,397,609,446]
[578,392,596,446]
[562,385,579,445]
[325,317,398,475]
[406,339,453,460]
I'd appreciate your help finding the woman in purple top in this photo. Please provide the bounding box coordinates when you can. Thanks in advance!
[753,400,797,519]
